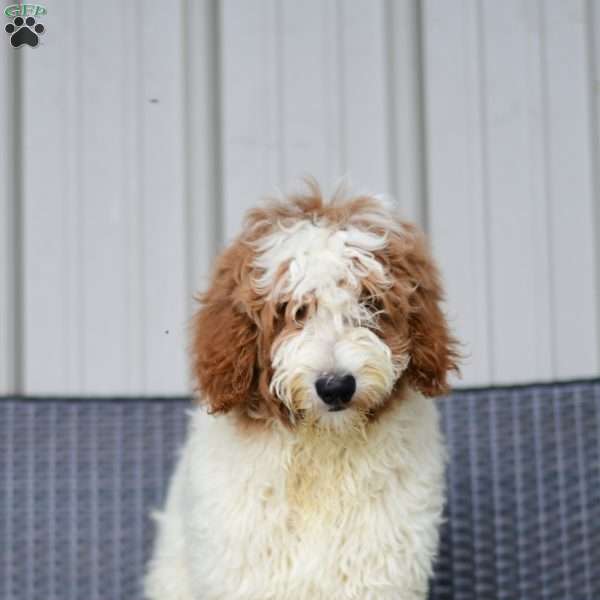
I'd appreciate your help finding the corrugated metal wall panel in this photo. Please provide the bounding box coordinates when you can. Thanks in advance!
[386,0,426,227]
[184,0,223,299]
[542,0,598,378]
[590,0,600,369]
[1,0,599,394]
[0,44,19,394]
[480,0,555,383]
[422,0,493,386]
[423,0,599,386]
[220,0,412,239]
[20,0,189,394]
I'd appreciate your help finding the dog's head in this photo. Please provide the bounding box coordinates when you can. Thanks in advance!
[191,185,459,430]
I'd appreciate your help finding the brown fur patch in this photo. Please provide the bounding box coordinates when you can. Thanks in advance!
[377,223,460,397]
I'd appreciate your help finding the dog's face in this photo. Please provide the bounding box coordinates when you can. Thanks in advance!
[192,188,459,430]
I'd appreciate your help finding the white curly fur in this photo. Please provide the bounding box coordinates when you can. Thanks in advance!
[144,392,445,600]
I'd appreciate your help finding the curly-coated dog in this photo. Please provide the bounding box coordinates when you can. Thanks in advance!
[145,183,460,600]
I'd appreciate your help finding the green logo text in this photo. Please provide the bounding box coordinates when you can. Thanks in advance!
[4,4,46,18]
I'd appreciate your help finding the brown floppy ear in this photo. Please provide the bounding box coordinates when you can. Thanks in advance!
[394,225,460,397]
[190,241,259,414]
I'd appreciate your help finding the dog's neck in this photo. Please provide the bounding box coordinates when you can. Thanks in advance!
[218,384,426,521]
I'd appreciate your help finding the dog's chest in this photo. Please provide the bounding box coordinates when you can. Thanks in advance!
[193,460,400,597]
[186,416,441,598]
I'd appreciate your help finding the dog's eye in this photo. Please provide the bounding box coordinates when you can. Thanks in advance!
[275,301,309,323]
[294,305,308,321]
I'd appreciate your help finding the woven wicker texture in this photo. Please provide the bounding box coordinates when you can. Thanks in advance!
[1,382,599,599]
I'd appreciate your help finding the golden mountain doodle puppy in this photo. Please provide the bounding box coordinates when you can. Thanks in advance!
[145,182,460,600]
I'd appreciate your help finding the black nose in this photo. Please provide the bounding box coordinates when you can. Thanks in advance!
[315,374,356,409]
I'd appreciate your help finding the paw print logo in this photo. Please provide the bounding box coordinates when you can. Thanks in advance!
[5,16,45,48]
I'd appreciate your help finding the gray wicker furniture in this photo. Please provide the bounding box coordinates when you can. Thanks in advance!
[2,381,599,599]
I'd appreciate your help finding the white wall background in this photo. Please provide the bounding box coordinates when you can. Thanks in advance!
[1,0,599,396]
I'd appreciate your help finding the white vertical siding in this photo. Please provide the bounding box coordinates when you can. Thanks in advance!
[220,0,281,239]
[480,0,555,383]
[542,0,598,378]
[184,0,223,299]
[337,1,390,192]
[386,0,426,226]
[21,0,81,395]
[424,0,599,385]
[20,0,189,394]
[1,0,599,395]
[220,0,397,239]
[423,0,492,386]
[590,0,600,370]
[0,45,19,394]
